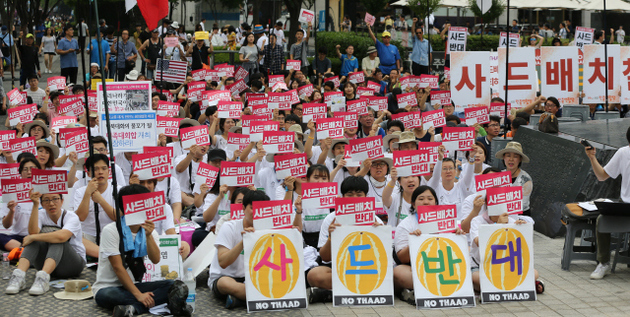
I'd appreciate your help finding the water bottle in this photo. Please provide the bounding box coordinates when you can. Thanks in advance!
[2,253,10,280]
[184,268,196,313]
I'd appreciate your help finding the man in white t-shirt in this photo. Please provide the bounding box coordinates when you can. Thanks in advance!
[586,129,630,279]
[24,76,46,107]
[92,185,192,316]
[616,26,625,44]
[199,19,206,31]
[174,144,209,208]
[273,22,286,50]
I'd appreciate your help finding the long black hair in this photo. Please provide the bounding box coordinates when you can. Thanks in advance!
[409,185,439,214]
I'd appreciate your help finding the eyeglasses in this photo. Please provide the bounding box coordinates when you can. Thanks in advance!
[294,108,303,112]
[372,162,388,168]
[42,197,61,204]
[488,123,500,128]
[442,167,455,171]
[94,147,108,153]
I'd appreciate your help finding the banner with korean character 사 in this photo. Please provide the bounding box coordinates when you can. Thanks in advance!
[450,52,491,111]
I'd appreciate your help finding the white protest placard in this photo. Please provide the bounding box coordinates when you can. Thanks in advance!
[193,162,220,194]
[132,152,172,180]
[47,76,66,91]
[393,150,431,177]
[8,103,38,126]
[204,90,231,109]
[465,106,490,125]
[324,91,343,105]
[357,87,374,97]
[475,171,512,192]
[317,118,344,139]
[217,101,242,119]
[220,161,255,187]
[302,103,327,123]
[335,197,376,226]
[191,69,206,82]
[286,59,302,71]
[123,191,167,226]
[574,26,594,49]
[267,92,293,111]
[215,64,234,77]
[241,115,266,135]
[325,76,340,88]
[348,71,365,84]
[441,127,475,152]
[180,125,210,149]
[346,99,368,116]
[430,91,451,108]
[450,51,491,111]
[231,204,244,220]
[364,13,375,27]
[97,81,152,113]
[367,80,381,93]
[417,142,441,164]
[101,112,157,152]
[226,132,251,153]
[1,178,32,203]
[182,232,216,278]
[187,81,206,102]
[156,116,181,138]
[497,47,538,109]
[486,186,523,216]
[88,90,98,112]
[234,66,248,81]
[65,129,89,156]
[349,136,383,161]
[274,153,308,180]
[262,131,294,154]
[397,92,418,108]
[0,131,16,151]
[409,234,475,308]
[58,95,85,117]
[7,88,26,106]
[490,102,511,118]
[416,205,458,233]
[583,44,621,104]
[268,75,285,87]
[447,27,468,54]
[331,225,394,306]
[298,8,315,23]
[298,84,314,99]
[420,75,439,89]
[157,101,180,117]
[31,169,67,195]
[421,109,446,130]
[253,200,294,230]
[541,46,580,105]
[499,32,520,48]
[9,137,36,161]
[301,182,337,209]
[142,235,183,282]
[250,121,280,142]
[621,47,630,104]
[50,116,77,133]
[478,224,536,303]
[0,163,20,181]
[367,96,388,112]
[243,229,307,312]
[228,79,248,97]
[391,111,422,130]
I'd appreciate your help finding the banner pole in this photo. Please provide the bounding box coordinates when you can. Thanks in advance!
[603,1,609,113]
[503,0,510,134]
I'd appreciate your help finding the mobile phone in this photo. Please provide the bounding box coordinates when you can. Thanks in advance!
[581,139,593,149]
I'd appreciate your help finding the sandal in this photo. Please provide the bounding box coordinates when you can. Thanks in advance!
[536,280,545,294]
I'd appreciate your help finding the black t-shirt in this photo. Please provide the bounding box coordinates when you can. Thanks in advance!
[18,44,40,71]
[191,45,210,70]
[139,31,151,49]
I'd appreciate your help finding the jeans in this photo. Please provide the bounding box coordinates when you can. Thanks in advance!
[108,60,116,79]
[147,69,154,81]
[95,280,174,314]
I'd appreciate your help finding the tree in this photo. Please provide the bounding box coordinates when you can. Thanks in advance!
[408,0,442,21]
[468,0,505,28]
[360,0,389,16]
[15,0,64,34]
[284,0,315,47]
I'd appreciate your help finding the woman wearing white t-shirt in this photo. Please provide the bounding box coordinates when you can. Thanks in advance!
[208,113,239,159]
[426,145,475,214]
[356,157,393,204]
[382,167,421,227]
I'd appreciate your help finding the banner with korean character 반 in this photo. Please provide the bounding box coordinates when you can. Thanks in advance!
[441,127,475,152]
[475,171,512,192]
[1,178,32,203]
[241,115,266,135]
[397,92,418,108]
[541,46,580,105]
[193,162,220,194]
[409,233,475,309]
[31,169,67,194]
[65,129,89,157]
[357,86,373,97]
[8,103,38,126]
[226,132,250,153]
[302,103,327,123]
[317,118,344,139]
[349,71,365,84]
[298,84,314,99]
[417,142,441,163]
[180,125,210,149]
[274,153,308,179]
[243,228,307,312]
[478,224,536,303]
[267,92,292,111]
[498,47,538,109]
[301,182,338,209]
[132,152,172,180]
[490,102,511,118]
[416,204,458,233]
[220,161,255,187]
[349,136,383,161]
[450,51,491,111]
[486,186,523,216]
[346,99,368,116]
[335,197,376,226]
[447,27,468,54]
[331,225,394,306]
[393,150,431,177]
[334,112,358,129]
[101,112,157,153]
[97,81,152,113]
[286,59,302,71]
[464,106,490,126]
[9,137,36,161]
[142,235,183,282]
[367,96,387,112]
[262,131,294,154]
[217,101,242,119]
[430,91,451,108]
[253,200,294,230]
[422,109,446,130]
[48,76,66,91]
[123,191,167,226]
[420,75,439,89]
[157,101,180,117]
[391,111,422,130]
[156,116,181,138]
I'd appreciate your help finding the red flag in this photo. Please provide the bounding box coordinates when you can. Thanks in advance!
[137,0,169,31]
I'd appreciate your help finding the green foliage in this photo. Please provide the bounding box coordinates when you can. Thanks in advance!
[408,0,442,20]
[360,0,389,16]
[468,0,505,22]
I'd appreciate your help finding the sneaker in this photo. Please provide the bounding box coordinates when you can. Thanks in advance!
[400,288,415,305]
[306,287,332,304]
[112,305,135,317]
[225,294,244,309]
[590,262,611,279]
[5,269,26,294]
[167,280,191,317]
[28,270,50,295]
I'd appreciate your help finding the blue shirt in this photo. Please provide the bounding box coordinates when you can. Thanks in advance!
[375,40,400,74]
[90,39,111,67]
[57,37,80,68]
[36,24,45,38]
[340,54,359,76]
[411,36,432,66]
[1,32,13,48]
[113,40,138,68]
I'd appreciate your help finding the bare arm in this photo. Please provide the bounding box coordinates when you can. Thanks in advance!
[217,242,244,269]
[586,147,610,181]
[367,25,377,43]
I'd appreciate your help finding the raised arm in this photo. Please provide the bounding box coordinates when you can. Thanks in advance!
[367,24,377,43]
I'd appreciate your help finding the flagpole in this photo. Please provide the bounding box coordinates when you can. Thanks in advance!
[603,0,609,113]
[160,19,165,95]
[503,0,510,134]
[92,0,125,261]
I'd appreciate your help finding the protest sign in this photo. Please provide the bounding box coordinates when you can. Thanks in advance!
[422,109,446,130]
[156,116,181,138]
[226,132,251,153]
[180,125,210,149]
[194,31,209,40]
[302,103,327,123]
[101,112,157,152]
[316,118,344,139]
[499,32,520,48]
[65,129,89,156]
[143,146,174,159]
[331,225,394,306]
[88,90,98,112]
[243,229,307,312]
[298,84,314,99]
[253,200,294,230]
[391,111,422,130]
[58,95,85,117]
[397,92,418,108]
[356,87,374,96]
[123,191,167,226]
[441,127,475,151]
[540,46,580,105]
[464,106,490,125]
[346,99,368,116]
[217,101,243,119]
[298,8,315,23]
[367,96,388,112]
[9,137,36,160]
[47,76,66,91]
[250,121,280,142]
[0,163,20,181]
[7,88,26,106]
[450,51,491,111]
[430,91,451,108]
[262,131,295,154]
[349,136,383,161]
[235,66,249,81]
[31,169,67,194]
[447,27,468,54]
[142,235,182,282]
[621,47,630,104]
[409,234,475,308]
[97,81,152,113]
[58,127,83,148]
[220,161,255,186]
[490,102,511,118]
[420,74,439,89]
[335,197,376,226]
[574,27,594,49]
[583,44,621,104]
[334,112,358,129]
[132,152,172,180]
[486,186,523,216]
[1,178,32,203]
[497,47,538,108]
[157,101,180,117]
[231,204,244,220]
[286,59,302,71]
[241,115,266,135]
[204,90,231,109]
[228,79,248,96]
[8,103,37,126]
[348,71,365,84]
[0,131,15,151]
[478,224,536,303]
[268,92,293,111]
[191,69,206,82]
[417,142,441,163]
[475,171,512,192]
[393,150,431,177]
[367,80,381,93]
[268,75,284,87]
[301,182,338,209]
[193,162,220,194]
[324,76,340,88]
[274,153,308,180]
[50,116,76,133]
[215,64,234,77]
[324,91,343,105]
[416,205,458,233]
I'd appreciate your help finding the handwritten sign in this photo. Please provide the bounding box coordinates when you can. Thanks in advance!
[132,152,172,180]
[301,182,338,209]
[416,205,458,233]
[316,118,344,139]
[335,197,376,226]
[32,169,67,194]
[220,161,255,186]
[393,150,431,177]
[486,186,523,216]
[441,127,475,151]
[123,191,167,226]
[252,200,294,230]
[349,136,383,161]
[422,109,446,130]
[180,125,210,149]
[274,153,308,179]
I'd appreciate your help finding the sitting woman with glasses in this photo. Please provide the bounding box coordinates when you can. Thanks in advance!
[425,144,475,216]
[355,156,394,205]
[5,190,85,296]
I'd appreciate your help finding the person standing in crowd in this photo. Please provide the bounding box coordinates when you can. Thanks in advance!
[88,28,110,75]
[290,22,312,77]
[110,29,138,82]
[17,33,40,86]
[273,22,286,50]
[341,16,352,32]
[187,32,213,71]
[138,29,162,80]
[616,26,625,44]
[98,19,108,35]
[262,33,285,75]
[24,76,46,107]
[477,116,501,163]
[77,18,89,52]
[410,17,432,76]
[254,25,268,74]
[40,27,56,74]
[35,22,45,47]
[558,22,569,39]
[56,25,80,83]
[367,24,401,76]
[199,18,206,31]
[211,26,225,47]
[1,25,15,74]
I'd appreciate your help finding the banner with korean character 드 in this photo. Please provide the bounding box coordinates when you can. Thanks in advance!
[391,111,422,130]
[583,44,621,104]
[253,200,294,230]
[193,162,220,194]
[142,235,183,282]
[180,125,210,149]
[10,137,36,160]
[65,129,89,156]
[490,102,511,118]
[235,66,249,81]
[88,91,98,112]
[231,204,244,220]
[123,191,167,226]
[0,163,20,183]
[298,84,314,100]
[498,32,520,48]
[251,121,280,143]
[220,162,255,187]
[335,197,376,226]
[228,79,248,97]
[301,182,337,209]
[268,75,284,88]
[417,142,441,163]
[8,103,37,126]
[48,76,66,91]
[430,91,451,108]
[1,178,32,203]
[447,27,468,54]
[217,101,242,119]
[397,92,418,108]
[349,136,383,161]
[325,76,341,88]
[97,81,152,113]
[132,152,172,180]
[409,234,475,309]
[441,127,475,152]
[479,224,536,303]
[215,64,234,77]
[334,112,358,129]
[331,225,394,306]
[226,133,250,153]
[464,106,490,126]
[475,171,512,192]
[252,104,272,120]
[422,109,446,130]
[31,169,67,194]
[262,131,294,154]
[574,27,594,49]
[416,205,458,233]
[191,69,206,82]
[302,103,327,123]
[156,116,181,138]
[450,52,490,111]
[157,101,180,117]
[0,131,15,151]
[367,96,387,112]
[243,229,307,312]
[400,76,418,90]
[317,118,344,139]
[367,81,381,93]
[50,116,77,133]
[274,153,308,179]
[58,95,85,117]
[540,47,580,105]
[349,71,365,84]
[346,99,368,116]
[7,88,26,106]
[241,115,266,135]
[486,186,523,216]
[267,92,292,111]
[101,112,157,152]
[497,47,538,109]
[393,150,431,177]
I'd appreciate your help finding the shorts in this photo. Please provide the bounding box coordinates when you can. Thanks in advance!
[0,233,24,248]
[43,51,56,56]
[211,276,245,300]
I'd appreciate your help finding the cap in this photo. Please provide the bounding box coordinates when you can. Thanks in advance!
[26,33,34,39]
[382,31,391,38]
[126,70,139,81]
[90,63,99,69]
[208,149,227,162]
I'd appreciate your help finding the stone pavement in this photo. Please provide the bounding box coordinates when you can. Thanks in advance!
[2,230,630,316]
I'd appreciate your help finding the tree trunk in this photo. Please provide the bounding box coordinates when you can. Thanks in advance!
[285,1,302,47]
[252,0,260,25]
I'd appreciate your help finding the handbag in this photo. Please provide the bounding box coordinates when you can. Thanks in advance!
[40,210,67,234]
[538,112,559,133]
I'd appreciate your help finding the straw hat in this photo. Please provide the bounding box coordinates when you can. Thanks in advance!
[495,141,530,163]
[394,131,419,147]
[228,122,243,133]
[361,156,393,170]
[288,124,305,138]
[367,46,377,54]
[25,121,50,139]
[383,131,401,152]
[327,138,349,159]
[53,280,93,300]
[179,118,200,128]
[36,139,60,159]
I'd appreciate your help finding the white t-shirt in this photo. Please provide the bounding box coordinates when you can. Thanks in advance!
[154,204,175,235]
[155,177,182,205]
[460,192,486,222]
[114,152,133,184]
[167,142,185,159]
[198,192,231,229]
[386,192,412,227]
[208,219,245,289]
[38,209,86,261]
[0,202,36,236]
[257,34,268,64]
[274,28,285,45]
[394,213,420,253]
[256,166,280,196]
[317,212,384,249]
[73,165,127,189]
[93,222,159,295]
[364,175,393,204]
[173,154,207,194]
[73,183,122,237]
[605,146,630,203]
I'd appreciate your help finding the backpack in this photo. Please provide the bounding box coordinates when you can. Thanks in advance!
[538,113,559,133]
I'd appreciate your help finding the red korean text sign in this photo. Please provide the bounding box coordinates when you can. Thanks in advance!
[391,111,422,129]
[217,101,243,119]
[301,182,338,209]
[1,178,32,203]
[441,127,475,151]
[317,118,344,139]
[465,106,490,126]
[349,136,384,161]
[262,131,295,154]
[31,169,67,194]
[180,125,210,149]
[8,104,38,126]
[157,116,182,138]
[274,153,308,180]
[132,152,172,180]
[334,112,358,129]
[252,200,293,230]
[416,204,458,233]
[335,197,376,226]
[486,186,523,216]
[393,150,431,177]
[65,129,89,156]
[157,101,180,117]
[475,171,512,192]
[195,162,220,189]
[302,103,327,123]
[422,109,446,130]
[220,161,255,187]
[122,191,167,226]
